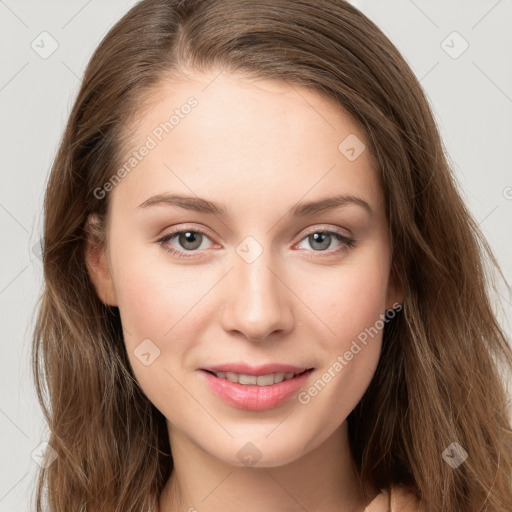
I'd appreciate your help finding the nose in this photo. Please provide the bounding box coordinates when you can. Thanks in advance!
[220,249,294,342]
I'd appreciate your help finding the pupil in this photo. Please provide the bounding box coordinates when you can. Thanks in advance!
[180,231,202,250]
[311,232,329,250]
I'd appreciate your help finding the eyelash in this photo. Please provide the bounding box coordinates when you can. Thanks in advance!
[156,227,356,260]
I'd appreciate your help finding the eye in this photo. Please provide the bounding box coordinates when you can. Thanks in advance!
[295,229,355,255]
[157,226,356,260]
[157,228,214,259]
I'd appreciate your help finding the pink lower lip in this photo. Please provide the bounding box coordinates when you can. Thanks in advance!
[200,369,314,411]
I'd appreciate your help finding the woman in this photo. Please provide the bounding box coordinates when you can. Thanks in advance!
[32,1,512,511]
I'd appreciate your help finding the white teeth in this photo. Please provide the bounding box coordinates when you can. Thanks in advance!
[225,372,238,382]
[256,374,276,386]
[272,373,285,384]
[239,374,257,385]
[214,371,301,386]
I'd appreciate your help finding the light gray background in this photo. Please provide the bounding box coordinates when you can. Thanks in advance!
[1,1,511,510]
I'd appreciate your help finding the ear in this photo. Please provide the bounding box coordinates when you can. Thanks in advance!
[84,214,118,306]
[385,263,405,310]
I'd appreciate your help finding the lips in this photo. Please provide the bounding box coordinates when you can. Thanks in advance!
[205,369,308,386]
[200,368,315,411]
[201,363,313,376]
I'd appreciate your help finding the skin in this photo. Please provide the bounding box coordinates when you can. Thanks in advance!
[85,69,404,512]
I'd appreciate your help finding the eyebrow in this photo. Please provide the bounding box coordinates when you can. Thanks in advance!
[137,193,373,217]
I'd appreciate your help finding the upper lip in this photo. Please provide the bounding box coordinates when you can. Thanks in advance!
[201,363,313,376]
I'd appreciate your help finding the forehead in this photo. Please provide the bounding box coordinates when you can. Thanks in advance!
[110,69,383,217]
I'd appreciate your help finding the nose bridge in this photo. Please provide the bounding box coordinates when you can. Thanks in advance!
[221,235,292,341]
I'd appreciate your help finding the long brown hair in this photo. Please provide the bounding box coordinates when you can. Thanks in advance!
[32,0,512,510]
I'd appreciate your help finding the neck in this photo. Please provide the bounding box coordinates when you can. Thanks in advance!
[158,420,379,512]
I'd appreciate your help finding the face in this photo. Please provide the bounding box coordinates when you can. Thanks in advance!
[86,69,403,468]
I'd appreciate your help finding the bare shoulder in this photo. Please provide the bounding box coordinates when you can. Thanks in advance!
[365,484,422,512]
[390,484,422,512]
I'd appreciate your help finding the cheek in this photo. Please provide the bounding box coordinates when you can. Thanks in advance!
[301,248,389,399]
[111,229,390,347]
[107,235,186,362]
[113,263,175,338]
[296,267,387,428]
[109,245,200,413]
[108,222,200,336]
[308,250,390,344]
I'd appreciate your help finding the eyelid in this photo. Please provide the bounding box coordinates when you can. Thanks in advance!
[156,224,355,258]
[156,224,216,244]
[298,224,353,240]
[292,226,355,256]
[156,225,216,248]
[157,223,352,243]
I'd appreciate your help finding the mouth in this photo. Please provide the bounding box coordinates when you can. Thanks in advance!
[202,368,314,386]
[200,367,315,411]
